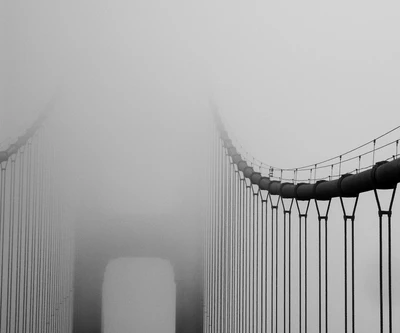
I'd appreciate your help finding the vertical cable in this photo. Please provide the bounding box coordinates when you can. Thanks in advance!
[36,128,45,333]
[215,137,222,333]
[210,133,215,333]
[236,171,242,333]
[14,147,25,331]
[296,199,310,333]
[6,155,17,333]
[315,199,331,333]
[43,131,51,332]
[233,164,237,333]
[246,182,252,333]
[235,169,239,333]
[269,194,280,333]
[373,187,396,333]
[264,192,269,333]
[255,189,260,333]
[32,133,39,333]
[22,140,32,333]
[0,161,7,332]
[217,139,223,333]
[271,195,275,333]
[208,128,216,333]
[226,158,232,333]
[212,135,218,333]
[340,196,358,333]
[241,175,245,333]
[252,186,257,333]
[206,127,213,333]
[260,195,264,333]
[222,143,227,333]
[282,198,294,333]
[260,192,267,333]
[244,180,248,333]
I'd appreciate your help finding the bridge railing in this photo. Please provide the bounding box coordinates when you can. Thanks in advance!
[204,112,400,333]
[0,111,74,333]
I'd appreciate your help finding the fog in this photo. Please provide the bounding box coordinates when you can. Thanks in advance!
[2,0,400,164]
[102,258,175,333]
[2,0,400,331]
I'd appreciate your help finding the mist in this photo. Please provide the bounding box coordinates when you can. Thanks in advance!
[2,0,400,332]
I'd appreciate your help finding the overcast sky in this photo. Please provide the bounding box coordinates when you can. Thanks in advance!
[2,0,400,165]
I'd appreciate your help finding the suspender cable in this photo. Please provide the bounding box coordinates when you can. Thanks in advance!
[237,169,241,333]
[6,155,17,333]
[234,168,239,333]
[215,138,222,333]
[270,194,275,333]
[43,134,51,332]
[222,148,227,333]
[233,166,239,333]
[45,145,52,332]
[260,190,268,333]
[243,179,248,333]
[55,196,61,332]
[244,175,247,333]
[211,129,217,333]
[29,134,39,332]
[240,175,245,333]
[51,182,57,332]
[208,135,212,333]
[282,198,294,333]
[254,188,260,333]
[46,194,54,332]
[315,199,332,333]
[37,129,44,332]
[269,194,280,333]
[296,199,310,333]
[69,213,75,332]
[22,140,32,333]
[234,170,239,333]
[209,132,215,333]
[221,143,227,333]
[0,161,7,332]
[231,167,235,333]
[218,139,223,333]
[36,129,45,333]
[339,196,358,333]
[227,158,233,333]
[213,139,219,333]
[208,127,217,333]
[14,148,25,331]
[204,133,208,331]
[212,135,218,333]
[64,202,69,332]
[373,186,397,333]
[59,205,64,332]
[252,186,257,333]
[246,180,252,333]
[204,126,212,332]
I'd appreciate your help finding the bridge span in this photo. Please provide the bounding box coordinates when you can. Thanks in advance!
[1,110,400,333]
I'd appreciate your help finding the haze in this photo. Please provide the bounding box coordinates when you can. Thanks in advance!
[1,0,400,332]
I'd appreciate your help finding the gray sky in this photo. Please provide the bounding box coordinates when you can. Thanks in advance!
[2,0,400,168]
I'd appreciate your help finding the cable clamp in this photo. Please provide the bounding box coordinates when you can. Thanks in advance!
[378,210,392,218]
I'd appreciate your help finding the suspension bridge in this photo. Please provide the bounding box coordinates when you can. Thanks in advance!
[0,108,400,333]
